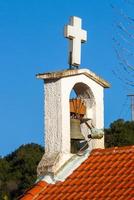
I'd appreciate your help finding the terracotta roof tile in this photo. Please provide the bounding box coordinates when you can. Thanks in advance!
[19,146,134,200]
[20,194,33,200]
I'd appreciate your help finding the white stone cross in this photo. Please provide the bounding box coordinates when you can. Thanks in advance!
[64,16,87,67]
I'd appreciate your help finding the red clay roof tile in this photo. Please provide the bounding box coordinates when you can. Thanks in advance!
[19,146,134,200]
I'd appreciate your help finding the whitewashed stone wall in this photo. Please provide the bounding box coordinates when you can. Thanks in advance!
[37,73,104,177]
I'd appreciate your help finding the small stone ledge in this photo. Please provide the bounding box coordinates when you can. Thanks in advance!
[37,152,73,178]
[36,68,110,88]
[37,152,60,177]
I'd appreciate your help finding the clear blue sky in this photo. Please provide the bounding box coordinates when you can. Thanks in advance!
[0,0,133,156]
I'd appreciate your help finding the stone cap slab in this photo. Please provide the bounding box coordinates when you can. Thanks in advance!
[36,68,110,88]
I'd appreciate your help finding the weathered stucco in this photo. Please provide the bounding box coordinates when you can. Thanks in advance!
[37,69,109,178]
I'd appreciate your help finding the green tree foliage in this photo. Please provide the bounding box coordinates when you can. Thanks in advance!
[105,119,134,147]
[0,143,44,199]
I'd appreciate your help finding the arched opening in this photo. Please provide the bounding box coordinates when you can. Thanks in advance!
[69,82,96,154]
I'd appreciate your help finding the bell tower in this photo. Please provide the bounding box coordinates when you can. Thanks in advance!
[36,16,110,179]
[36,69,109,177]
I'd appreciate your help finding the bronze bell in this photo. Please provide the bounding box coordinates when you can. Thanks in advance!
[70,118,85,140]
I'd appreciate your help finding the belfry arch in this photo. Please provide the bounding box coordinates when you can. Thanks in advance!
[69,82,96,153]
